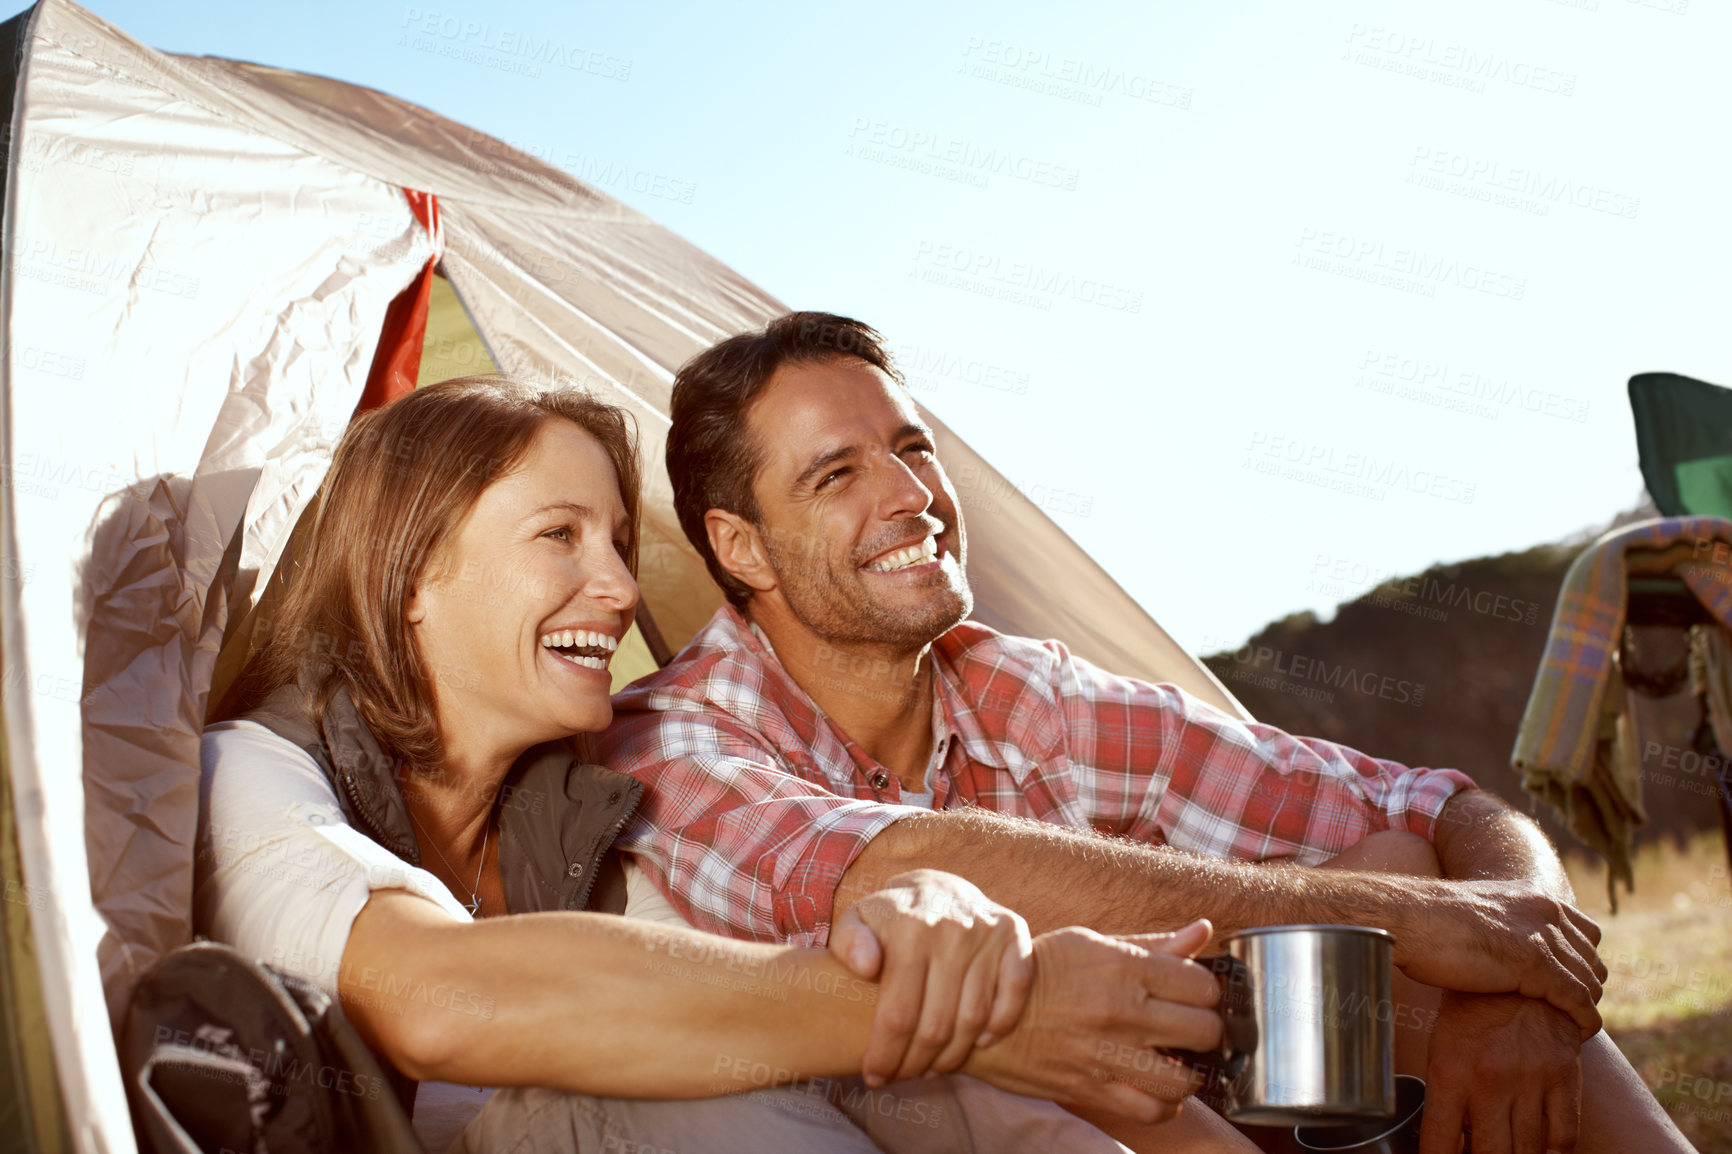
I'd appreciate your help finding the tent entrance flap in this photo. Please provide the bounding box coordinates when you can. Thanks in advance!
[359,189,442,411]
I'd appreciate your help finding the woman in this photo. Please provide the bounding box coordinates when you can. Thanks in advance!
[195,376,1226,1152]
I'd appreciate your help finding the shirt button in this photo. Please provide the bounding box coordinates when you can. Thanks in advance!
[568,862,584,878]
[869,772,891,791]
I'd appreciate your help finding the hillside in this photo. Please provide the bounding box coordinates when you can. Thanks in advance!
[1199,501,1727,857]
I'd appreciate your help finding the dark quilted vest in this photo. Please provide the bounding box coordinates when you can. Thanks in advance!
[243,681,641,915]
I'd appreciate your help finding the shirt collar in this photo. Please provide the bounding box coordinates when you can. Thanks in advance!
[929,641,1012,771]
[728,606,1012,776]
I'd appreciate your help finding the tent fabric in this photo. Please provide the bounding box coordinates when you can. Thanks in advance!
[0,6,71,1150]
[167,49,1243,697]
[0,2,1244,1149]
[1629,371,1732,519]
[4,3,432,1146]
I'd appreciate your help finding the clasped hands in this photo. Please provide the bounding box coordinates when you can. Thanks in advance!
[827,869,1222,1123]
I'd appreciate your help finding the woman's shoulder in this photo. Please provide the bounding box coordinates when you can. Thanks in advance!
[203,718,322,771]
[200,719,345,821]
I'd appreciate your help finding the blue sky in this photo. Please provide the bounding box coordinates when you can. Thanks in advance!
[20,0,1731,652]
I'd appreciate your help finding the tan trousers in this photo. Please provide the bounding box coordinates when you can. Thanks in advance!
[449,1074,1133,1154]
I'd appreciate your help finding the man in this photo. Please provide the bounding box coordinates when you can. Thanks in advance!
[605,312,1690,1153]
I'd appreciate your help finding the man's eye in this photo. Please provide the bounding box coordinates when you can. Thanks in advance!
[817,468,850,489]
[903,441,935,459]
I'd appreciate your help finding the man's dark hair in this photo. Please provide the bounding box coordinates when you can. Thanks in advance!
[668,311,903,607]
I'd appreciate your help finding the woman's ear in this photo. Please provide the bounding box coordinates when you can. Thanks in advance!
[407,547,448,625]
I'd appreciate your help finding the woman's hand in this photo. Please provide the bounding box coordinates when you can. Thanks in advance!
[828,868,1034,1086]
[963,921,1223,1125]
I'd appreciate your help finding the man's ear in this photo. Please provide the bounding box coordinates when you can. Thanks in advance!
[706,510,778,596]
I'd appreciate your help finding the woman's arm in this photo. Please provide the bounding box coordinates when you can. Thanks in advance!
[345,889,871,1096]
[341,891,1222,1121]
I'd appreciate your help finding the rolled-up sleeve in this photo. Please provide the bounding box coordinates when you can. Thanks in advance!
[1052,648,1478,864]
[194,721,469,995]
[607,709,918,947]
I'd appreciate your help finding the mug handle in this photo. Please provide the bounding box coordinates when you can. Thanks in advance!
[1159,953,1259,1095]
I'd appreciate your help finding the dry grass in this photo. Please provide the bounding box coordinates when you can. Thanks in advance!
[1564,830,1732,1153]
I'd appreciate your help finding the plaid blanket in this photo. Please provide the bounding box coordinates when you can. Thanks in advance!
[1513,515,1732,897]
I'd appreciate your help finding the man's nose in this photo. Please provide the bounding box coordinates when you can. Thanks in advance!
[878,453,934,518]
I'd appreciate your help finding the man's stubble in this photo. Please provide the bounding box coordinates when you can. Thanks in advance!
[761,519,973,653]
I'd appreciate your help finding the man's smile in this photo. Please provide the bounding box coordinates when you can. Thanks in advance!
[863,535,939,574]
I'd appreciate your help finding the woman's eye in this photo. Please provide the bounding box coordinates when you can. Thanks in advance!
[613,538,631,558]
[541,527,571,542]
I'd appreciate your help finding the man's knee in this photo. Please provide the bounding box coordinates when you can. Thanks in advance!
[1321,830,1442,878]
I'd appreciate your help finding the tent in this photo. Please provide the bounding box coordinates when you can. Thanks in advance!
[0,1,1246,1148]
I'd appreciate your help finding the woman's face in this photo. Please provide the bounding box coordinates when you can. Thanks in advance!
[406,418,638,761]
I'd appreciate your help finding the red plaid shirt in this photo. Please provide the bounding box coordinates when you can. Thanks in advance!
[604,607,1475,947]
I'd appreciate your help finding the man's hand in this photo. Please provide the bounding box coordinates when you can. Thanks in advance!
[1420,991,1583,1154]
[963,921,1223,1125]
[829,868,1034,1086]
[1392,878,1607,1039]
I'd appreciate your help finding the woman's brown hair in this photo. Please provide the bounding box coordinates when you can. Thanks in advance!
[237,375,640,770]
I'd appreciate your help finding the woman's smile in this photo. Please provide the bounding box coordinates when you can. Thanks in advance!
[538,627,620,673]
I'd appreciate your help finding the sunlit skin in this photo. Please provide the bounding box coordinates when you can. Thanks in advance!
[694,353,1689,1154]
[403,419,637,904]
[704,359,973,790]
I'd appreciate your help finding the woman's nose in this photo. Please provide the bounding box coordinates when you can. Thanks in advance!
[588,550,640,613]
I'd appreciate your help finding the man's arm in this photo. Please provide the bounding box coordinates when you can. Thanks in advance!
[1417,790,1604,1154]
[834,805,1606,1034]
[1423,789,1607,1028]
[1430,788,1575,896]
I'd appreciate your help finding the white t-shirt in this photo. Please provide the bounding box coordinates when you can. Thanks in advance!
[194,720,471,996]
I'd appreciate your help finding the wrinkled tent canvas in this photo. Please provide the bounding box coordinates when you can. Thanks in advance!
[0,1,1244,1147]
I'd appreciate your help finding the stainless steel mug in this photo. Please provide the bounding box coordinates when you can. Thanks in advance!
[1295,1075,1440,1153]
[1164,924,1397,1125]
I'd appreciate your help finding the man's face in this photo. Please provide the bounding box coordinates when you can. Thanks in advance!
[743,357,971,649]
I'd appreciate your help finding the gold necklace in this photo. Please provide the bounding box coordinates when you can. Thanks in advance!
[408,808,490,917]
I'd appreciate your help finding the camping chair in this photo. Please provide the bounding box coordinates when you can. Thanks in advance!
[1517,375,1732,896]
[1628,373,1732,874]
[1511,371,1732,903]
